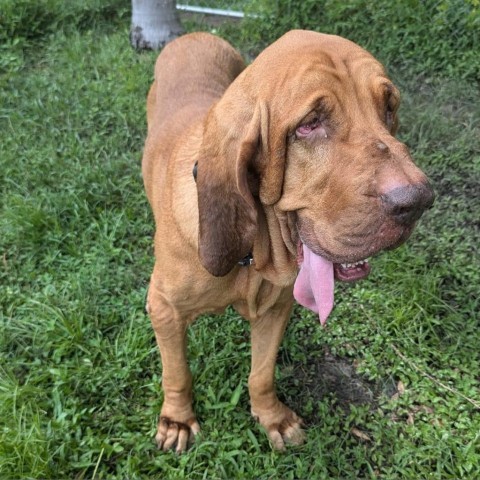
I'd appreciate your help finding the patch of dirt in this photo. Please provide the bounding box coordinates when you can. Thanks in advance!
[279,350,398,424]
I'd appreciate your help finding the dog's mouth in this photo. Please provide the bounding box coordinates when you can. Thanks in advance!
[290,213,414,325]
[293,241,371,326]
[334,259,371,282]
[295,241,371,282]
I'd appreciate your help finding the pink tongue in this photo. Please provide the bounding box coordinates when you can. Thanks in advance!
[293,244,334,325]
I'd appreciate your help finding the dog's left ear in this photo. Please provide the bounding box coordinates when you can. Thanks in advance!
[196,100,261,277]
[386,83,400,136]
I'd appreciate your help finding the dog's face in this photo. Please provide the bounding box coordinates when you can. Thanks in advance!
[265,34,434,280]
[197,30,434,280]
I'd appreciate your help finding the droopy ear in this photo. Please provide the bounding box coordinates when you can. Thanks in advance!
[258,105,287,206]
[196,101,260,277]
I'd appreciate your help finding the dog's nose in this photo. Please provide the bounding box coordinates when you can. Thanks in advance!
[381,183,435,225]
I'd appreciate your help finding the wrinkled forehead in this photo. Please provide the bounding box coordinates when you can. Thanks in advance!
[258,30,384,72]
[245,30,388,100]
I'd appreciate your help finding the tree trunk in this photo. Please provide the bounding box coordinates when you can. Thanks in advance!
[131,0,183,50]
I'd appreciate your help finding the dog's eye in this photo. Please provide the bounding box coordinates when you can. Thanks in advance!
[385,103,394,128]
[383,84,399,131]
[385,96,399,133]
[296,116,328,139]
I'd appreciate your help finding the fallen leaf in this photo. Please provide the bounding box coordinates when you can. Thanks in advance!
[407,412,415,425]
[431,418,443,427]
[413,405,434,415]
[389,413,400,422]
[351,427,372,442]
[397,380,405,395]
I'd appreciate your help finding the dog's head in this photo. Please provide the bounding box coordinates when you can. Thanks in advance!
[197,30,434,295]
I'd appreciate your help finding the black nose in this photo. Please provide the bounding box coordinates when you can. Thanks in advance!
[381,184,435,225]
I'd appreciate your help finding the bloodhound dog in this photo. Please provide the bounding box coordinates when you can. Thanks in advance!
[141,30,434,452]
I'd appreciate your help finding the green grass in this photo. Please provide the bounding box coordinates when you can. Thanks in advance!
[1,2,479,479]
[239,0,480,82]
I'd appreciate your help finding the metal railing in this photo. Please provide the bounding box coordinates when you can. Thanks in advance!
[176,4,245,18]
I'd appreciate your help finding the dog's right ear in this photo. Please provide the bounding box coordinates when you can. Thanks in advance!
[196,101,261,277]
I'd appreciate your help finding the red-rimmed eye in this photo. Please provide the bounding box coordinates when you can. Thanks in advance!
[385,98,398,133]
[386,106,394,128]
[296,117,328,138]
[383,83,399,132]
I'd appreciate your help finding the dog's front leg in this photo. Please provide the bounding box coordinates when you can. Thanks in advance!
[248,300,305,450]
[147,287,200,453]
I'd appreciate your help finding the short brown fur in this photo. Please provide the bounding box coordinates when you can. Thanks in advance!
[142,30,432,452]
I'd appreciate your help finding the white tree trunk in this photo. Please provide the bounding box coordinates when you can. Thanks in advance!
[131,0,183,50]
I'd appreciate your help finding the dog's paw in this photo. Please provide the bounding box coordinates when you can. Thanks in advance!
[155,416,200,453]
[252,402,305,451]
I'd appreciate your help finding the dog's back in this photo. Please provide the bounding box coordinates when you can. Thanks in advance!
[142,33,245,202]
[147,32,244,136]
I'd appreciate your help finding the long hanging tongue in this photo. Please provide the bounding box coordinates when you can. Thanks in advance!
[293,244,334,325]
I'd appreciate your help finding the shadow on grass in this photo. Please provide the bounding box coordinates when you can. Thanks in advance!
[279,348,399,426]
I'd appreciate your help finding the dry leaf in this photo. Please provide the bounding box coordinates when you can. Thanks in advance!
[389,413,400,422]
[351,427,372,442]
[413,405,434,415]
[431,418,443,427]
[406,412,415,425]
[397,380,405,395]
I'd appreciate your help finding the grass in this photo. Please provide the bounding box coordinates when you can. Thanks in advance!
[1,2,479,479]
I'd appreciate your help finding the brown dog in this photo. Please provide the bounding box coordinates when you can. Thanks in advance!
[142,30,434,452]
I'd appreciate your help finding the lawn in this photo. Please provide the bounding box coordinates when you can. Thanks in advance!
[1,1,479,478]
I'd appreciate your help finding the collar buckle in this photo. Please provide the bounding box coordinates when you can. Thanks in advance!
[238,253,253,267]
